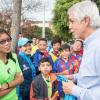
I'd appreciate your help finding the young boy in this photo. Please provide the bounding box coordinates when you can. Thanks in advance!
[53,43,78,75]
[70,39,83,73]
[30,57,58,100]
[30,35,39,55]
[53,44,78,99]
[32,38,53,75]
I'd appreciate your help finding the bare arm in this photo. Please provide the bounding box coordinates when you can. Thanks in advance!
[0,72,24,97]
[8,72,24,88]
[0,88,13,97]
[1,72,24,91]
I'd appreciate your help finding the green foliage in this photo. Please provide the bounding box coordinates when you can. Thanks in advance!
[52,0,80,42]
[22,26,53,40]
[45,27,53,40]
[93,0,100,12]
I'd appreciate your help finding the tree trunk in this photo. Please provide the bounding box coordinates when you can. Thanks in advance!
[11,0,22,52]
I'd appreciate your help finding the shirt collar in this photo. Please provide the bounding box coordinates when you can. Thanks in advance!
[83,28,100,48]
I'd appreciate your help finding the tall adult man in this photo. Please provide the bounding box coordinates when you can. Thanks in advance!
[62,1,100,100]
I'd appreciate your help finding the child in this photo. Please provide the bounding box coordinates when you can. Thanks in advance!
[32,38,53,75]
[50,37,61,62]
[30,57,58,100]
[53,44,78,99]
[30,35,39,55]
[53,43,78,75]
[70,39,83,73]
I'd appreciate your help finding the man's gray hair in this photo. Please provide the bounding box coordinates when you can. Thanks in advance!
[68,0,100,28]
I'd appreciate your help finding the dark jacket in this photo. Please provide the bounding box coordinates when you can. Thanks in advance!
[30,73,57,100]
[17,52,34,100]
[32,49,53,74]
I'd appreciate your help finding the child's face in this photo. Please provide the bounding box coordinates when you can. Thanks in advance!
[38,40,47,51]
[20,43,32,55]
[72,41,82,51]
[52,43,61,52]
[32,38,37,45]
[39,62,52,75]
[61,49,70,59]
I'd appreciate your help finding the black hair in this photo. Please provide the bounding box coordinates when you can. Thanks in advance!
[39,38,47,43]
[7,53,16,63]
[39,57,51,67]
[75,39,83,48]
[51,36,61,46]
[0,28,16,63]
[0,28,11,38]
[60,43,70,51]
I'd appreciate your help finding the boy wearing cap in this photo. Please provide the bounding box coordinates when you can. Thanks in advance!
[17,38,36,100]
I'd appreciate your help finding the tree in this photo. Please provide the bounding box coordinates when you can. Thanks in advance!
[21,0,43,19]
[52,0,80,42]
[11,0,22,52]
[22,25,53,40]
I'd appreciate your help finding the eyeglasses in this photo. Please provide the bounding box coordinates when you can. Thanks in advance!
[0,38,12,45]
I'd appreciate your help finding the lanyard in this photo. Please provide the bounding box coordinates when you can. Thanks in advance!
[42,74,52,98]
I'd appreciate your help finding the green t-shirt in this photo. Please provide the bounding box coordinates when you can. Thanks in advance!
[0,53,22,100]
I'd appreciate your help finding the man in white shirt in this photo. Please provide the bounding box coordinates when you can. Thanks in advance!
[62,1,100,100]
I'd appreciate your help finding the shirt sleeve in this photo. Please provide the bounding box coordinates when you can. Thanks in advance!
[95,46,100,77]
[32,53,39,70]
[71,46,100,100]
[33,78,40,98]
[72,85,99,100]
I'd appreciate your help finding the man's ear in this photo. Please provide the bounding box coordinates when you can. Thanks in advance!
[83,17,90,26]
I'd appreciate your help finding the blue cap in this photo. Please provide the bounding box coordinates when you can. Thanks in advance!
[18,38,32,47]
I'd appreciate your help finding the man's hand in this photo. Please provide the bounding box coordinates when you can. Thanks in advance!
[62,81,74,94]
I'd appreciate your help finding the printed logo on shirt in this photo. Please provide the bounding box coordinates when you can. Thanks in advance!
[23,64,29,71]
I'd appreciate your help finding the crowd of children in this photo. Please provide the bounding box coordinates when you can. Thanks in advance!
[16,34,83,100]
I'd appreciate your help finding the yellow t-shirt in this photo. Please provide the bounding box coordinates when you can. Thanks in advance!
[50,52,58,62]
[31,44,38,55]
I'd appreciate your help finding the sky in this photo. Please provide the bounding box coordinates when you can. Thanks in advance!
[23,0,56,21]
[0,0,56,21]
